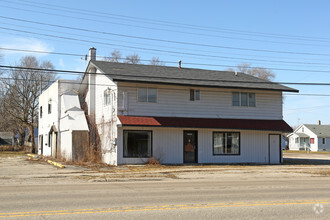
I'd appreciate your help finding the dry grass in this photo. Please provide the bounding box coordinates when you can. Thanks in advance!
[0,151,25,158]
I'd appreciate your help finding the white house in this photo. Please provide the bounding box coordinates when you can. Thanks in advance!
[38,80,89,161]
[288,121,330,151]
[75,48,298,165]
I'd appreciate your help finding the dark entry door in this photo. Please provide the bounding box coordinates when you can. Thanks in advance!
[184,131,198,163]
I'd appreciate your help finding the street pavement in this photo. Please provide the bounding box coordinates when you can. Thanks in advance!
[0,152,329,219]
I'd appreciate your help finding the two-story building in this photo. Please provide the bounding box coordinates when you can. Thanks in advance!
[76,48,297,165]
[38,80,89,161]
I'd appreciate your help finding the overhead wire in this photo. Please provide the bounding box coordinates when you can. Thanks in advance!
[1,65,330,87]
[8,0,330,43]
[2,3,330,48]
[2,15,330,57]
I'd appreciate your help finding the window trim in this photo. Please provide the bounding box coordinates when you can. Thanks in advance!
[212,131,241,156]
[123,130,153,158]
[48,103,51,114]
[104,89,111,106]
[232,92,256,107]
[137,88,158,103]
[190,89,200,101]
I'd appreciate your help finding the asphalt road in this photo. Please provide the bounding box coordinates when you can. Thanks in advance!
[1,178,330,219]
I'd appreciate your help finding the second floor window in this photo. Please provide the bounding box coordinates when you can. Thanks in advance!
[104,89,111,106]
[232,92,256,107]
[138,88,157,103]
[190,89,200,101]
[48,103,52,114]
[40,106,43,118]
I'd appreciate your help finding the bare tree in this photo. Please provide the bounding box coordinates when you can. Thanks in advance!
[227,63,275,81]
[150,56,164,66]
[0,56,56,152]
[125,53,140,64]
[104,49,122,62]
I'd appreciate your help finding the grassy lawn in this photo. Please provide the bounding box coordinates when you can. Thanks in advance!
[284,150,330,154]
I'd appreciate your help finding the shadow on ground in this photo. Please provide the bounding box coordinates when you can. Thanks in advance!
[284,158,330,165]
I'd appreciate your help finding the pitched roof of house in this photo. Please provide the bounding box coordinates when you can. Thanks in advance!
[118,116,293,132]
[90,61,298,92]
[304,124,330,137]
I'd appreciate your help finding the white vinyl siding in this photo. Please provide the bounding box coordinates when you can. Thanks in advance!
[117,127,279,164]
[118,82,282,120]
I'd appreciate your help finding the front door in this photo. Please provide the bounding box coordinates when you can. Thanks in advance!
[269,134,281,164]
[184,131,198,163]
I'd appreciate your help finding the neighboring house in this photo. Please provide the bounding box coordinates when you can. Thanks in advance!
[38,80,89,161]
[0,132,14,147]
[75,48,297,165]
[288,121,330,151]
[15,128,38,147]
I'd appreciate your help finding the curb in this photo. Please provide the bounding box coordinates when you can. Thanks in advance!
[47,160,65,169]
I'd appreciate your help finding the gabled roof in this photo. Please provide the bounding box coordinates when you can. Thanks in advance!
[304,124,330,137]
[118,116,293,132]
[90,61,298,92]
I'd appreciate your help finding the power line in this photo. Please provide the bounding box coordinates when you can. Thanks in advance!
[1,64,330,87]
[2,2,330,48]
[2,15,330,57]
[2,46,330,68]
[4,27,330,73]
[9,0,330,43]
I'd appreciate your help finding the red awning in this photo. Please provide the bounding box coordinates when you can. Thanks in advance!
[118,116,292,132]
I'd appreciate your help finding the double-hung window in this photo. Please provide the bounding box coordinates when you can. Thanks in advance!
[232,92,256,107]
[138,88,157,103]
[213,132,240,155]
[190,89,200,101]
[104,89,111,106]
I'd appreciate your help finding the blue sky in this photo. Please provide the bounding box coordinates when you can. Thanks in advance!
[1,0,330,127]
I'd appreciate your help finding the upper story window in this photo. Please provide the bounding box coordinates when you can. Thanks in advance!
[190,89,200,101]
[40,106,43,118]
[104,89,111,106]
[232,92,256,107]
[138,88,157,103]
[48,103,52,114]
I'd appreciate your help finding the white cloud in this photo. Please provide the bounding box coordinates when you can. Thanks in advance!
[0,37,54,57]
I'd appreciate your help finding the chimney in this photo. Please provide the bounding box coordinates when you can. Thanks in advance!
[178,60,182,69]
[89,47,96,61]
[318,120,321,125]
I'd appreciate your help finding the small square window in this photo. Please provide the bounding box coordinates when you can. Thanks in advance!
[190,89,200,101]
